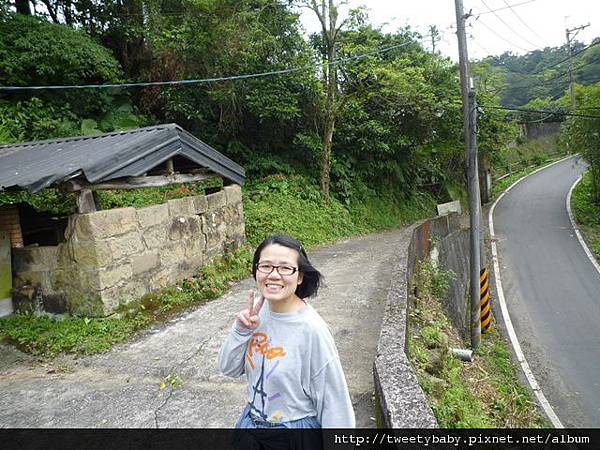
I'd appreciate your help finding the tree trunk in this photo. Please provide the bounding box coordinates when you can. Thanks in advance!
[321,44,336,203]
[15,0,31,15]
[63,0,74,26]
[321,113,334,203]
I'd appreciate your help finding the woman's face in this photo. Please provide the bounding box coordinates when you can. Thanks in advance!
[255,244,303,303]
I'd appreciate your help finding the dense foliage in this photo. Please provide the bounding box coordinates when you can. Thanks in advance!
[1,0,519,214]
[0,11,148,143]
[478,40,600,108]
[561,81,600,202]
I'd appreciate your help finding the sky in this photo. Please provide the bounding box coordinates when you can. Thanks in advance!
[299,0,600,61]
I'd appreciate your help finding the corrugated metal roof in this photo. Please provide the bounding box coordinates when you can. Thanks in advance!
[0,123,244,192]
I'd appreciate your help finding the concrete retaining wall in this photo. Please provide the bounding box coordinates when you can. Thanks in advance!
[374,213,471,428]
[519,122,561,140]
[12,185,245,316]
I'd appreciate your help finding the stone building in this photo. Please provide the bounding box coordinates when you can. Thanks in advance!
[0,124,245,317]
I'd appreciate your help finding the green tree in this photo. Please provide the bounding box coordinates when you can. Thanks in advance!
[561,82,600,202]
[137,0,320,174]
[0,13,122,87]
[300,0,350,202]
[0,12,148,142]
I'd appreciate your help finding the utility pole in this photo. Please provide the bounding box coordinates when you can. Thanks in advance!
[455,0,481,352]
[566,23,590,109]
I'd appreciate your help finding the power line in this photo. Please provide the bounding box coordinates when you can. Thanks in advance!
[479,0,543,49]
[471,16,530,53]
[501,0,546,43]
[489,53,600,97]
[469,34,494,56]
[479,33,599,78]
[519,113,558,124]
[481,104,600,119]
[471,0,538,17]
[532,40,600,74]
[0,40,421,92]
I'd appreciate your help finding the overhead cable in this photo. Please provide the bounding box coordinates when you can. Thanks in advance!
[0,40,421,92]
[479,0,543,49]
[501,0,546,43]
[471,16,530,53]
[471,0,538,16]
[480,104,600,119]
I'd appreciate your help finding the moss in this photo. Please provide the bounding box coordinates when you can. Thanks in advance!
[0,263,12,299]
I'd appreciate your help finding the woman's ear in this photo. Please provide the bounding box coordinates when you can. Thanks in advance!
[297,272,304,285]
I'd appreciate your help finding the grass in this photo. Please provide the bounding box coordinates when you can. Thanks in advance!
[408,260,549,428]
[0,246,253,357]
[571,171,600,260]
[490,135,568,200]
[244,174,437,249]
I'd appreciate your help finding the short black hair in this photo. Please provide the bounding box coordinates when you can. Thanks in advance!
[252,234,322,299]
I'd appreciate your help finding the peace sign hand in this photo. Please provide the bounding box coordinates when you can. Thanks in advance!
[236,290,265,330]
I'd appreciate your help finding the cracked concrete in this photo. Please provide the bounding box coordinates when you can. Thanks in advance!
[0,229,410,428]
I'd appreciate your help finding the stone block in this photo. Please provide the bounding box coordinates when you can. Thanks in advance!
[142,224,167,249]
[11,246,58,272]
[14,270,54,293]
[184,233,206,259]
[168,216,202,241]
[193,195,208,214]
[159,243,185,268]
[203,245,222,264]
[94,264,133,291]
[206,191,226,210]
[148,269,171,291]
[73,208,138,240]
[168,197,195,217]
[72,241,113,268]
[222,205,242,225]
[65,289,105,317]
[108,232,146,261]
[227,223,246,245]
[136,203,169,228]
[224,185,243,205]
[202,211,227,251]
[131,252,160,275]
[101,280,148,312]
[185,253,204,272]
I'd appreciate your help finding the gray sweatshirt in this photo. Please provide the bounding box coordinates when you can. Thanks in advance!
[218,301,355,428]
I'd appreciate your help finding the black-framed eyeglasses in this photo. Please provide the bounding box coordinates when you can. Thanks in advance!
[256,263,299,276]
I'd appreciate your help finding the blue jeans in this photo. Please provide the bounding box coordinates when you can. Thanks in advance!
[235,404,321,429]
[232,405,324,450]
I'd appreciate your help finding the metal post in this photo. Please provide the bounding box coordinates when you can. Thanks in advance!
[455,0,481,351]
[566,24,590,110]
[469,90,482,351]
[566,29,576,110]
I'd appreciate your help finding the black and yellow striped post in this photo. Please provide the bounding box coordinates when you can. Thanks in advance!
[480,268,492,333]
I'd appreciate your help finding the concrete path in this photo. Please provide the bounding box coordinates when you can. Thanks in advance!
[0,228,412,428]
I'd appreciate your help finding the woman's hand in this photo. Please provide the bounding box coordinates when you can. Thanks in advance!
[236,290,265,330]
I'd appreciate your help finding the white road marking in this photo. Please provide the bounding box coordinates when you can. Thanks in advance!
[488,156,574,429]
[566,172,600,278]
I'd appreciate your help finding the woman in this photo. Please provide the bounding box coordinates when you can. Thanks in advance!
[218,234,355,430]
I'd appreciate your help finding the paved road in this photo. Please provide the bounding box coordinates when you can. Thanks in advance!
[0,228,412,428]
[493,156,600,427]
